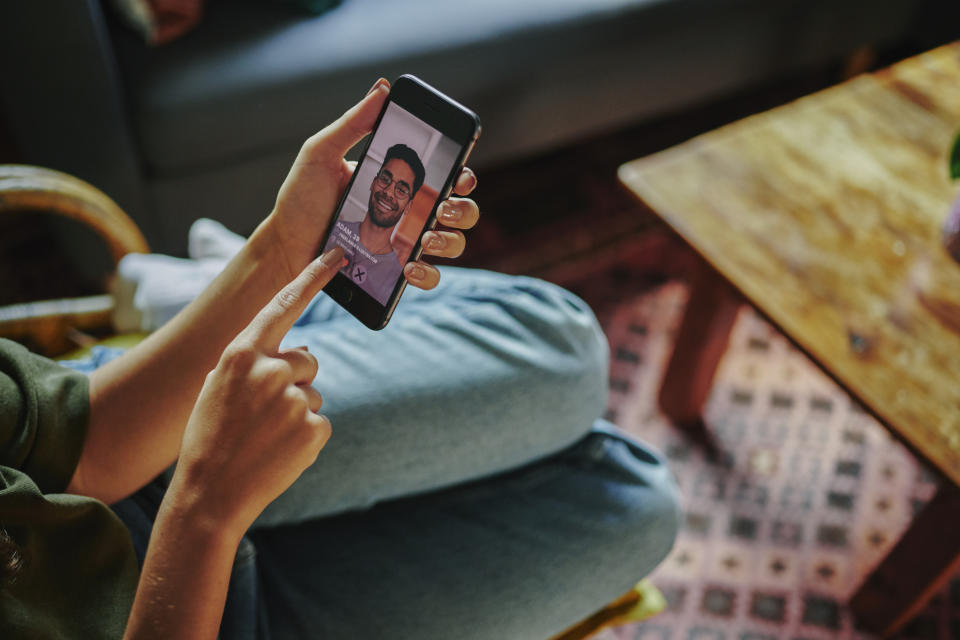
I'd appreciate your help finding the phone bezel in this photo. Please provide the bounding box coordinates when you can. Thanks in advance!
[320,75,481,330]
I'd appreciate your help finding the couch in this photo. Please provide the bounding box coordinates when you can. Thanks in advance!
[0,0,946,254]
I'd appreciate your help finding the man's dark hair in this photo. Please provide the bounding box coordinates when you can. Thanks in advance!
[382,144,425,196]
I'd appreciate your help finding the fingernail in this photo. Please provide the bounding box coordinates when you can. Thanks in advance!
[457,167,477,193]
[438,203,462,223]
[366,78,389,97]
[424,233,445,250]
[319,246,345,266]
[406,264,426,281]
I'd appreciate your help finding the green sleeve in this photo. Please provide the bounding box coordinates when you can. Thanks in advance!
[0,341,137,638]
[0,465,139,639]
[0,339,89,493]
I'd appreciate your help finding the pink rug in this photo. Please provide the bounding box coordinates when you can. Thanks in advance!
[585,280,949,640]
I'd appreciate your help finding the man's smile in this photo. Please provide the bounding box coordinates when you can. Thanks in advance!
[373,192,397,213]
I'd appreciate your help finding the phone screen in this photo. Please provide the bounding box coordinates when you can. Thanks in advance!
[321,101,465,306]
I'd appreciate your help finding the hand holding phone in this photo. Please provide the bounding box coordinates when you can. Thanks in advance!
[404,167,480,286]
[319,75,481,329]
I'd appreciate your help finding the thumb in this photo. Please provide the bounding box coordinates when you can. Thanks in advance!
[239,246,345,351]
[311,78,390,159]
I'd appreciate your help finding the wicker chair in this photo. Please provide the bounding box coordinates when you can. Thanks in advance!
[0,164,148,356]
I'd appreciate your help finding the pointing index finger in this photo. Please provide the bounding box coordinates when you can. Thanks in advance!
[242,247,345,351]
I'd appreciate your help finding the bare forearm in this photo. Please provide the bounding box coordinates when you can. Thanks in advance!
[123,480,243,640]
[70,219,293,502]
[122,248,343,639]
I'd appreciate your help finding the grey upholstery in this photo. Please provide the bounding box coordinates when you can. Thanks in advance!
[0,0,945,253]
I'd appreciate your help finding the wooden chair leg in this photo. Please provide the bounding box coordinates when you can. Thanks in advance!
[850,481,960,637]
[658,259,741,427]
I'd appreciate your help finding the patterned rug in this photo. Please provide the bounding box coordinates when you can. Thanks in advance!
[566,272,952,640]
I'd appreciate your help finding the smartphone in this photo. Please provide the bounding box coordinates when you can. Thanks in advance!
[319,75,481,330]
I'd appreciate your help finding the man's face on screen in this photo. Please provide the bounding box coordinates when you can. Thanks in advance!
[368,158,415,228]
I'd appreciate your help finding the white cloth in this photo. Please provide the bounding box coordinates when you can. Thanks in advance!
[113,219,245,331]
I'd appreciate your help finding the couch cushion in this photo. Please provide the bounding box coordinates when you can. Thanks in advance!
[115,0,919,176]
[116,0,651,173]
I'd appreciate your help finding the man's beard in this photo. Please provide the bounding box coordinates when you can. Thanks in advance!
[369,192,404,228]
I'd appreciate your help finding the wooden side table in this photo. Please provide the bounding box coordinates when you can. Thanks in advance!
[619,42,960,636]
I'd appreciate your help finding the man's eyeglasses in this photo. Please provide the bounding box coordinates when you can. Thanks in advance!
[375,169,412,200]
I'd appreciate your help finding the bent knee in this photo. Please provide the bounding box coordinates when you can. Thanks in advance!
[580,425,682,579]
[429,269,609,396]
[488,274,610,414]
[621,475,680,579]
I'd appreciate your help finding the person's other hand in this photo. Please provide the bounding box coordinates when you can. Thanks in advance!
[267,78,480,291]
[402,164,479,290]
[170,247,345,538]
